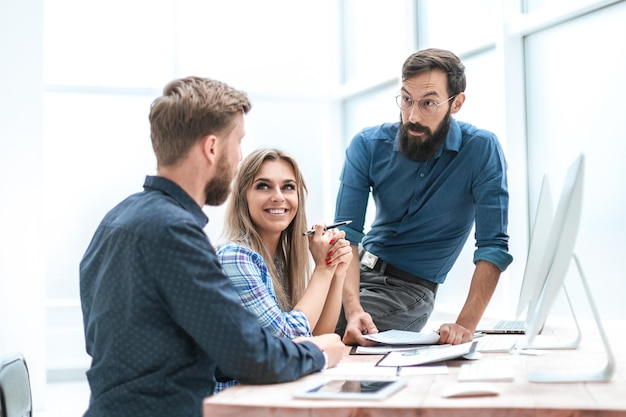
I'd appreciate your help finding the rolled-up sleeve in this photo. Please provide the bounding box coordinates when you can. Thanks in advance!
[470,131,513,272]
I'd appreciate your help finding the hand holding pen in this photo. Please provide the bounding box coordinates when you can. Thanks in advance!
[304,221,353,268]
[302,220,352,236]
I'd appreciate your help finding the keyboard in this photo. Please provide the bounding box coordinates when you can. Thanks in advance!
[476,337,518,353]
[494,320,525,331]
[457,360,515,382]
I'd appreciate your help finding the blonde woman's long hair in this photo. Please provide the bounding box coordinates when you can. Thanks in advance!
[222,148,310,310]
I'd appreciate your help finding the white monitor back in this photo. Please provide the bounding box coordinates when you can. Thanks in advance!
[516,174,554,320]
[524,154,585,345]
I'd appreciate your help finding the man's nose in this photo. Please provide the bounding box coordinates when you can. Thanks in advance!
[407,104,423,124]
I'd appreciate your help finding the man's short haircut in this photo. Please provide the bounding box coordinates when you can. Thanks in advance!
[402,48,466,97]
[149,76,251,167]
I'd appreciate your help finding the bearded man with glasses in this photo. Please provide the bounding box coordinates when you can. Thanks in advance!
[334,48,513,347]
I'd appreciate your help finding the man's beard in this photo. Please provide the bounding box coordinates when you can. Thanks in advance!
[204,154,234,206]
[398,109,451,163]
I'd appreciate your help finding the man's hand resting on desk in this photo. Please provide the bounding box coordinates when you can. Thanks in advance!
[437,323,474,345]
[341,310,379,346]
[294,333,345,369]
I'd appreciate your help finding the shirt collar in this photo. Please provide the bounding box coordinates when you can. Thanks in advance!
[143,175,209,227]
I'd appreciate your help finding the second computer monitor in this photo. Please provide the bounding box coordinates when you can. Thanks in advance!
[523,154,585,346]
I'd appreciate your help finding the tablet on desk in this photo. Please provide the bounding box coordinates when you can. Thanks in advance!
[293,379,407,400]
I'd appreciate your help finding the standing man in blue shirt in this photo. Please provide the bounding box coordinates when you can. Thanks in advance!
[80,76,344,417]
[334,48,513,347]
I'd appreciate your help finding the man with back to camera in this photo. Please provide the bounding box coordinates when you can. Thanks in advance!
[334,48,513,346]
[79,76,344,417]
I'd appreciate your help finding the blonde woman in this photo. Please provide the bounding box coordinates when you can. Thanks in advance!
[215,148,351,392]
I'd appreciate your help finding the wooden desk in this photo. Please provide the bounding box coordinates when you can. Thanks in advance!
[203,320,626,416]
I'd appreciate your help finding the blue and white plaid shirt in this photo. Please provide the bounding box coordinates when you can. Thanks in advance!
[214,242,312,392]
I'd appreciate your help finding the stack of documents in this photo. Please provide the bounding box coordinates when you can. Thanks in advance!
[354,329,441,355]
[376,342,475,367]
[363,329,441,345]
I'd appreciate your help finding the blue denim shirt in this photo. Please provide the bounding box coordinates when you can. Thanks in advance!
[80,175,324,417]
[334,119,513,284]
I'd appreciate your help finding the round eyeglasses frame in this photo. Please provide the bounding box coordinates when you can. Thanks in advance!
[395,94,457,115]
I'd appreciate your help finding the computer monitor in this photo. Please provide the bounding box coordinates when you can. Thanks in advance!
[515,172,581,350]
[476,174,569,336]
[511,174,578,347]
[524,154,585,343]
[515,174,554,320]
[523,154,615,382]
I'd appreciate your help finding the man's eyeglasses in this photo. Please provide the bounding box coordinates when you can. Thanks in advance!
[395,94,456,115]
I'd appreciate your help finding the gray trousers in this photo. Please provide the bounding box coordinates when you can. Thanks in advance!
[335,267,437,335]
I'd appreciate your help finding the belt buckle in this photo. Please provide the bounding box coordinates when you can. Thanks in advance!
[361,251,378,269]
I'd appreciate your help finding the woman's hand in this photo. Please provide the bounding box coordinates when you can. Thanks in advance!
[307,225,352,272]
[307,224,337,270]
[326,229,352,275]
[303,225,352,335]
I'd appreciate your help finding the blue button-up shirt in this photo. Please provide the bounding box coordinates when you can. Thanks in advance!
[80,175,324,417]
[335,120,513,284]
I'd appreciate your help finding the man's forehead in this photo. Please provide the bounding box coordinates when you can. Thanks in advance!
[402,70,448,95]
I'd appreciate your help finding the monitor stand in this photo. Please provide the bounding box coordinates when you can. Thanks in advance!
[517,283,581,351]
[528,254,616,383]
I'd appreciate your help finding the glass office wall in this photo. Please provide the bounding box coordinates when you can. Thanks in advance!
[524,0,602,13]
[524,0,626,318]
[42,0,343,376]
[29,0,626,385]
[340,0,407,84]
[44,0,174,88]
[419,0,498,54]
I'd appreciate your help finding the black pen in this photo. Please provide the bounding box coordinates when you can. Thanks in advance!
[302,220,353,236]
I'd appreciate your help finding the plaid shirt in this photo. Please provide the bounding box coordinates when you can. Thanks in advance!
[214,242,312,392]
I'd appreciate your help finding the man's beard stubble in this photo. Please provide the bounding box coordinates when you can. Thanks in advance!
[204,154,233,206]
[398,109,451,163]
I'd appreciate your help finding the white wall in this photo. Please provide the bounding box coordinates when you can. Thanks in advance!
[0,0,47,409]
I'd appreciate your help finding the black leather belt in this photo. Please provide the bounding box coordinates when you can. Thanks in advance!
[360,251,438,293]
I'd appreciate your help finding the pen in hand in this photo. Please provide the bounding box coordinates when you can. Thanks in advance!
[302,220,352,236]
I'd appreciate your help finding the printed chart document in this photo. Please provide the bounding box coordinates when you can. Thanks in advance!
[363,329,440,345]
[356,330,485,355]
[324,361,448,376]
[352,344,435,355]
[376,342,475,367]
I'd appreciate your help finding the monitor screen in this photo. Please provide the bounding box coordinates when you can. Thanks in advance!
[524,154,585,346]
[516,174,554,320]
